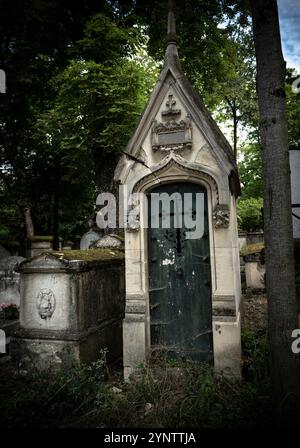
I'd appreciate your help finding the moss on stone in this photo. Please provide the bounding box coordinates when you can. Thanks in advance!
[51,248,124,263]
[28,235,55,242]
[240,243,264,257]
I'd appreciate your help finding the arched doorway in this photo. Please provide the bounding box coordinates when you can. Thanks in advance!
[147,182,213,362]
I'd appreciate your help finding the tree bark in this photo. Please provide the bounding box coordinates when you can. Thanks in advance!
[92,149,120,233]
[233,106,238,159]
[23,207,34,238]
[52,159,61,251]
[225,97,238,158]
[250,0,300,426]
[52,188,60,250]
[92,149,119,195]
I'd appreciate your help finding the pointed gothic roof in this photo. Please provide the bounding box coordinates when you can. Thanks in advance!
[116,0,240,196]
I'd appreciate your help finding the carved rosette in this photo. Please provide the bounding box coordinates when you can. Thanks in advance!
[36,288,56,320]
[213,205,230,229]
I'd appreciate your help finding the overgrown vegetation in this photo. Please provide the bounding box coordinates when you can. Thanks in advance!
[0,297,274,428]
[237,197,264,232]
[51,248,124,262]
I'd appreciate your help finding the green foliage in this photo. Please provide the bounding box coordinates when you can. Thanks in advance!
[37,57,152,157]
[237,197,263,232]
[238,143,263,198]
[0,293,273,428]
[211,28,259,154]
[0,5,155,240]
[0,325,273,428]
[242,324,269,384]
[0,351,109,428]
[77,12,140,63]
[2,1,297,243]
[0,1,103,238]
[120,1,257,156]
[127,0,251,98]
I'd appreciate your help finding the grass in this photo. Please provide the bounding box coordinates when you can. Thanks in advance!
[0,295,274,428]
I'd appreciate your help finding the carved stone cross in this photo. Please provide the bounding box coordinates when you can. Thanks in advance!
[166,94,176,112]
[162,93,181,118]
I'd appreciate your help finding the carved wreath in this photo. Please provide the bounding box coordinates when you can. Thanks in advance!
[36,288,56,320]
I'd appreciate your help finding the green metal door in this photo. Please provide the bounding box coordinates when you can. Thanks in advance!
[148,182,213,362]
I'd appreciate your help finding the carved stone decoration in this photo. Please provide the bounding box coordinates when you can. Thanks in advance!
[36,288,56,320]
[126,199,140,233]
[161,94,181,119]
[213,205,230,229]
[133,156,220,204]
[151,94,192,153]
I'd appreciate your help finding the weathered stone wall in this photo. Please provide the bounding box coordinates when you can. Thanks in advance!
[244,253,265,291]
[11,250,125,371]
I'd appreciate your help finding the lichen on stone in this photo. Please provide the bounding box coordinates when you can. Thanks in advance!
[51,248,124,263]
[240,243,264,257]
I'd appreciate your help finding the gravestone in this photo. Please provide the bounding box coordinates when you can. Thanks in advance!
[91,234,123,249]
[114,3,242,379]
[80,229,101,250]
[0,256,26,306]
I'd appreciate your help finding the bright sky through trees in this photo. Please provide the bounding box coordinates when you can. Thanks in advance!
[278,0,300,72]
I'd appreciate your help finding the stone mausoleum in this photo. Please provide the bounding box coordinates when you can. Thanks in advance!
[114,2,242,379]
[11,2,242,377]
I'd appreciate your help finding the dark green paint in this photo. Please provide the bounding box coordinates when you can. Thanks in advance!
[148,183,213,362]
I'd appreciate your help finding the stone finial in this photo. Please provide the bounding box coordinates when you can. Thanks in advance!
[166,0,178,57]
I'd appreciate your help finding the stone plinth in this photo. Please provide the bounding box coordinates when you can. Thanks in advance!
[243,250,265,291]
[27,236,62,258]
[11,250,125,371]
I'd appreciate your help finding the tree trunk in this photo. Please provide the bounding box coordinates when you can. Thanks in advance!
[52,160,61,250]
[92,149,120,233]
[93,150,119,195]
[225,97,238,158]
[52,188,60,250]
[250,0,300,426]
[233,106,238,159]
[23,207,34,238]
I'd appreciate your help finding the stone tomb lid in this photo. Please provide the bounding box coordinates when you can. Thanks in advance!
[18,249,124,273]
